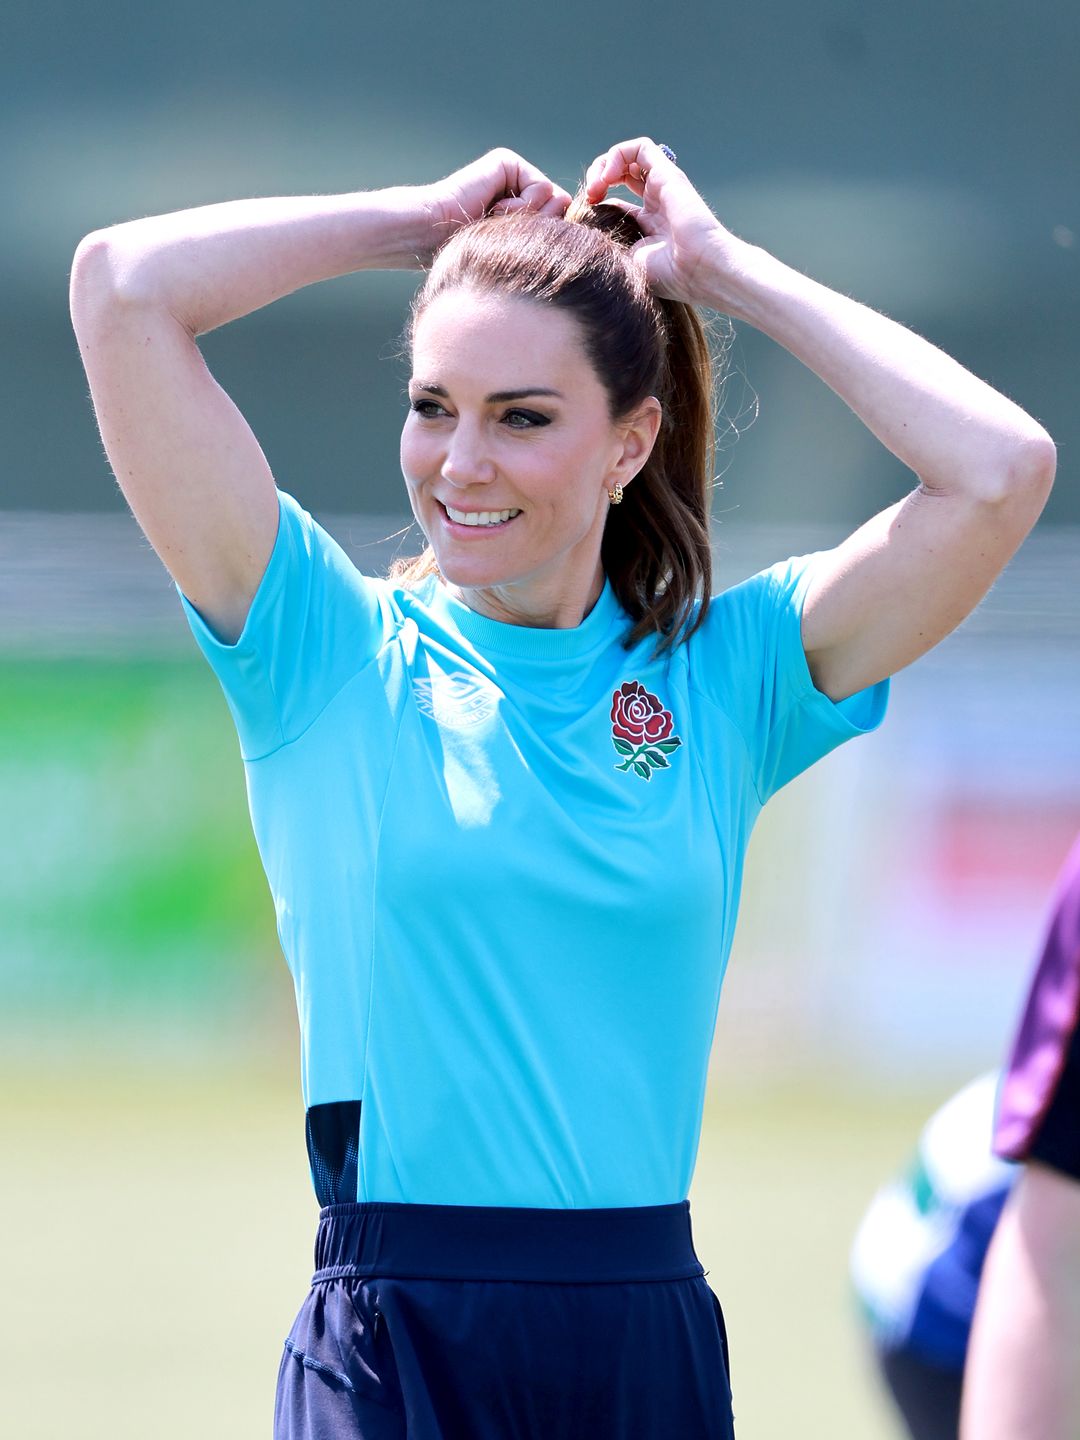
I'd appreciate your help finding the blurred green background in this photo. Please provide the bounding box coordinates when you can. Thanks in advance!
[4,2,1079,1436]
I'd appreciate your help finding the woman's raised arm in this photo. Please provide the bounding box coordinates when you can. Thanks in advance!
[69,152,570,642]
[587,138,1057,701]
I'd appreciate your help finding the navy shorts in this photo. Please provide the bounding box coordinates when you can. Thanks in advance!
[274,1200,735,1439]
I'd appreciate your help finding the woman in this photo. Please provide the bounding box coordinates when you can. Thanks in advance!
[69,139,1054,1439]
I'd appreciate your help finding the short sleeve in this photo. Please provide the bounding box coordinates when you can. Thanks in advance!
[994,835,1080,1179]
[178,490,396,759]
[687,552,889,803]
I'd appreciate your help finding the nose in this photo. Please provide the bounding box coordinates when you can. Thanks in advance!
[440,420,496,489]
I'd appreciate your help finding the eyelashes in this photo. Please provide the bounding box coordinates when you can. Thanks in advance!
[410,399,446,418]
[409,399,552,430]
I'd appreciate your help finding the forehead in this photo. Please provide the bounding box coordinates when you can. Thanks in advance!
[410,287,593,385]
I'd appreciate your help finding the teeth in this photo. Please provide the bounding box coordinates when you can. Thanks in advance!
[445,505,521,527]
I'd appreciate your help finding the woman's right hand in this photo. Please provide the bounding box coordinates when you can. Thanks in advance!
[418,149,572,263]
[584,138,735,309]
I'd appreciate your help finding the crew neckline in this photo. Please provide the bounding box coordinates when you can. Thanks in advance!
[425,576,627,660]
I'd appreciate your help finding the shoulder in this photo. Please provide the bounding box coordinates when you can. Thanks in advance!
[684,552,822,698]
[270,489,416,631]
[697,553,821,630]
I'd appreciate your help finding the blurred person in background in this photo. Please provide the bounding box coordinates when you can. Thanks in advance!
[851,1073,1016,1440]
[853,832,1080,1440]
[69,137,1054,1439]
[962,834,1080,1440]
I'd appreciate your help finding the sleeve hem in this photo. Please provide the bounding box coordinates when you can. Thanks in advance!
[175,488,288,656]
[778,554,890,738]
[175,492,290,758]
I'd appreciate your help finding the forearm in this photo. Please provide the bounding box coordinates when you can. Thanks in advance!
[707,239,1054,499]
[71,187,431,337]
[961,1165,1080,1439]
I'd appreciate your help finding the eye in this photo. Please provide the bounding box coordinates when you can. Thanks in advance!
[410,397,447,419]
[502,408,551,429]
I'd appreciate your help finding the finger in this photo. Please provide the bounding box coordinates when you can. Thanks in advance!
[585,138,676,202]
[631,235,668,271]
[630,238,680,300]
[500,152,560,202]
[584,138,651,199]
[469,148,556,209]
[491,181,571,220]
[516,176,555,211]
[541,184,574,217]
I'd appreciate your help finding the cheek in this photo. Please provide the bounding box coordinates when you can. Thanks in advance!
[532,434,606,508]
[399,425,431,487]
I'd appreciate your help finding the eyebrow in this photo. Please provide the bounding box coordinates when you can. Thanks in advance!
[410,383,564,403]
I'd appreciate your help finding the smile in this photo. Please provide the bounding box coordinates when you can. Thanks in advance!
[442,504,522,528]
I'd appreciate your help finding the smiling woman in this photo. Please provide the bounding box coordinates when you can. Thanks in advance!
[68,138,1052,1440]
[394,202,713,639]
[400,286,657,627]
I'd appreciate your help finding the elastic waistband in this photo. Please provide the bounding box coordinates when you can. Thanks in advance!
[313,1200,704,1284]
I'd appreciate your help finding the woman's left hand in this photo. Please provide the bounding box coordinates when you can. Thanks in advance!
[587,141,1055,706]
[584,138,738,308]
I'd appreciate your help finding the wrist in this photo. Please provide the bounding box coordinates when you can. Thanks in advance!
[349,185,438,271]
[695,234,792,325]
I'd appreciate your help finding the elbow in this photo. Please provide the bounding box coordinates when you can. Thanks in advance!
[1004,426,1056,522]
[70,230,127,335]
[1017,427,1057,498]
[973,427,1057,516]
[70,231,108,319]
[71,227,125,294]
[69,228,164,334]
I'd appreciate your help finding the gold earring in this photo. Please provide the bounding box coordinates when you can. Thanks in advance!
[607,482,624,506]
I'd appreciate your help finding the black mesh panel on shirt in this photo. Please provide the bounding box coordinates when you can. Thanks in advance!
[305,1100,362,1206]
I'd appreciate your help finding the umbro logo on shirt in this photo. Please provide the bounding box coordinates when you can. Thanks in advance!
[412,674,498,731]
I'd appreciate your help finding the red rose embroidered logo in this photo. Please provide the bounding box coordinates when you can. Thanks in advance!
[610,680,682,781]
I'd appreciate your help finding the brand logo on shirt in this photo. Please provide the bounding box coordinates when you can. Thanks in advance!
[610,681,682,780]
[413,674,498,731]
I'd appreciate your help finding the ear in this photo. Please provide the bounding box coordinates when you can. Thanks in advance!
[608,398,663,492]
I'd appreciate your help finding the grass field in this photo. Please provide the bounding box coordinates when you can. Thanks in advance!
[0,1057,923,1438]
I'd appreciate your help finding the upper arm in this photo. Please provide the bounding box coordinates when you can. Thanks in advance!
[70,231,279,643]
[802,450,1055,703]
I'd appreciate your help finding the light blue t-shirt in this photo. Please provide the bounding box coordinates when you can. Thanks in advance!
[181,490,887,1209]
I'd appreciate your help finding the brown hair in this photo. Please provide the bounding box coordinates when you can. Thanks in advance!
[392,198,717,652]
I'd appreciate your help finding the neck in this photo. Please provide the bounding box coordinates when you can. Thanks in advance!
[444,566,606,630]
